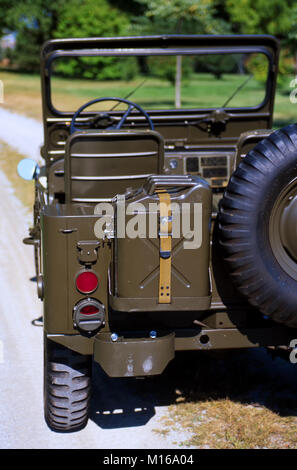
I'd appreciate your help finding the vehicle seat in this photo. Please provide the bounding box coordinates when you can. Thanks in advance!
[64,129,164,203]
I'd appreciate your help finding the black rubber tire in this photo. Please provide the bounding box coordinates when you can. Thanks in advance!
[219,123,297,327]
[44,336,92,432]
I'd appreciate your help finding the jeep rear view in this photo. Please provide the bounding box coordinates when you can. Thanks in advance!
[18,35,297,432]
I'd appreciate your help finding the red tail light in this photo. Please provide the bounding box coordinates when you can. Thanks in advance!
[80,305,99,315]
[76,271,98,294]
[73,298,105,335]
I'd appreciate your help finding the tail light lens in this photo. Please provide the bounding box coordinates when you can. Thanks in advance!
[76,271,98,294]
[80,305,99,315]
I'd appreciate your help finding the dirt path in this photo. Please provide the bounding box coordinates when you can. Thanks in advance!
[0,108,43,162]
[0,108,181,449]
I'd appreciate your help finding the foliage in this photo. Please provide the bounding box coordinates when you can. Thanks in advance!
[131,0,230,35]
[223,0,297,88]
[244,53,269,83]
[54,0,129,39]
[146,55,194,85]
[53,56,139,81]
[276,50,295,92]
[0,0,16,36]
[286,4,297,68]
[3,0,65,72]
[195,54,241,79]
[224,0,295,37]
[1,0,133,76]
[130,0,230,95]
[1,0,297,83]
[53,0,136,80]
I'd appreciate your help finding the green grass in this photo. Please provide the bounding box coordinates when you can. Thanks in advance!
[150,350,297,449]
[50,73,267,110]
[273,86,297,128]
[0,69,296,126]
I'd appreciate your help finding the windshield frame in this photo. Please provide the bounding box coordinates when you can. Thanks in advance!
[41,35,279,121]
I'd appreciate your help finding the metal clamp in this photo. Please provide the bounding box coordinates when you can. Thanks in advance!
[77,240,100,265]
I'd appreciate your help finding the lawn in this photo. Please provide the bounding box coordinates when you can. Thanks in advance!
[0,70,296,126]
[151,349,297,449]
[50,73,267,110]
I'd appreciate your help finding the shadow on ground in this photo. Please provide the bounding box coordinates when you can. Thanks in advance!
[90,347,297,429]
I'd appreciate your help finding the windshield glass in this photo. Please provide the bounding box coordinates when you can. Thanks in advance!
[50,52,269,112]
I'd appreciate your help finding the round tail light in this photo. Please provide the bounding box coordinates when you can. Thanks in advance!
[73,298,105,336]
[80,305,99,315]
[76,271,98,294]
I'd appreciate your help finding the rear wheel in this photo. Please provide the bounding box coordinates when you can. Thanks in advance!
[44,336,92,432]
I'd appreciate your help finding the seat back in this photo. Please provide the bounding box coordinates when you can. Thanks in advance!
[64,129,164,203]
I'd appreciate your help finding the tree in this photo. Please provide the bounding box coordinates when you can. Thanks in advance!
[53,0,135,80]
[224,0,294,37]
[224,0,297,89]
[287,5,297,73]
[54,0,129,40]
[1,1,66,72]
[131,0,230,107]
[0,0,15,36]
[0,0,132,74]
[132,0,228,35]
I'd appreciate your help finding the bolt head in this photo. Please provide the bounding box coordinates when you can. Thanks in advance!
[169,159,178,169]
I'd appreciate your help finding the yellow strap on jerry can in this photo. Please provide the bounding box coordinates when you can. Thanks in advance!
[157,190,172,303]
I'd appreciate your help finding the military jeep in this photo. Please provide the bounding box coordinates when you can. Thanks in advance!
[18,35,297,432]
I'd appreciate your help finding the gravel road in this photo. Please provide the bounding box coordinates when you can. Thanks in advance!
[0,108,181,449]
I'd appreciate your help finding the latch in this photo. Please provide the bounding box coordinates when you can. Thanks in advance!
[77,240,100,265]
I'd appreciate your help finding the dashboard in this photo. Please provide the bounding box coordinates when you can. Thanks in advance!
[164,149,236,189]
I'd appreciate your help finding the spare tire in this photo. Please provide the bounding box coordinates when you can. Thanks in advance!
[219,123,297,327]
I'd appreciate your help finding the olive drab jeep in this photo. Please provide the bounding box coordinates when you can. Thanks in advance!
[18,35,297,432]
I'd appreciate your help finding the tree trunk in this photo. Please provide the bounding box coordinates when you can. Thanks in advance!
[175,55,182,108]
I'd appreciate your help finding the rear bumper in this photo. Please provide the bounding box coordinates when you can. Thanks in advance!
[47,325,297,377]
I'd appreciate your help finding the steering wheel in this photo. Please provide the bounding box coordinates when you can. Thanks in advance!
[70,97,154,134]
